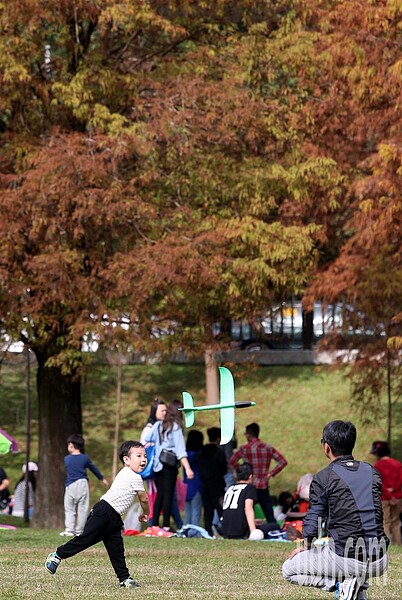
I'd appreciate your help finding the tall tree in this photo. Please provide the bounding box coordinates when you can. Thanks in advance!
[292,0,402,434]
[0,1,328,526]
[310,145,402,439]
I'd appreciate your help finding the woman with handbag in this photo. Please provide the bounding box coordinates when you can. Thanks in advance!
[145,401,194,529]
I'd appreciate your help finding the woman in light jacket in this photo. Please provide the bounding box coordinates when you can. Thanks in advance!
[145,401,194,529]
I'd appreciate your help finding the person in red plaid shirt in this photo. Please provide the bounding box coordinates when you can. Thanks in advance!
[229,422,287,523]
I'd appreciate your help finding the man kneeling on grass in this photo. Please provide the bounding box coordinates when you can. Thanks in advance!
[45,441,149,589]
[282,421,388,600]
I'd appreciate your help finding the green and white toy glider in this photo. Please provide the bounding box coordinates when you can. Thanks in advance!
[180,367,255,445]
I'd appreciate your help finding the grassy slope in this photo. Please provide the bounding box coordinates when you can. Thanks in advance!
[0,362,398,502]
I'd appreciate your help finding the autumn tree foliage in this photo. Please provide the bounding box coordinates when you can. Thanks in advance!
[0,1,328,526]
[1,0,400,526]
[293,0,402,435]
[310,145,402,439]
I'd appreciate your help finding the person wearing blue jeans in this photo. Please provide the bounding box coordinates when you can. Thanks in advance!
[184,430,204,527]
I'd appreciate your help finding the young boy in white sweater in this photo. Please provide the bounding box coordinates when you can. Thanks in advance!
[45,441,149,588]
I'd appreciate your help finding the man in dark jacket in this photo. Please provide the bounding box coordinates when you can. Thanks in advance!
[283,420,388,600]
[196,427,227,536]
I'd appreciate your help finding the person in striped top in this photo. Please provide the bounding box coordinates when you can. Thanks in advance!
[229,422,287,523]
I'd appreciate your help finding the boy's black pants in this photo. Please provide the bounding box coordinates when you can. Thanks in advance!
[56,500,130,582]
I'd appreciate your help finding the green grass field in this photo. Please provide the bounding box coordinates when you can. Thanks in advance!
[0,528,401,599]
[1,362,401,598]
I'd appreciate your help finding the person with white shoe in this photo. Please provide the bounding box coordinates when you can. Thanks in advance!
[60,433,108,537]
[282,420,388,600]
[45,441,149,589]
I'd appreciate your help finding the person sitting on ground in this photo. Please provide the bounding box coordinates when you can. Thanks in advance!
[280,473,314,541]
[12,461,38,518]
[274,491,293,524]
[284,473,313,521]
[221,462,278,540]
[282,420,388,600]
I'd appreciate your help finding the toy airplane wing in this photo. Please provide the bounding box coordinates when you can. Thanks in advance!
[218,366,235,445]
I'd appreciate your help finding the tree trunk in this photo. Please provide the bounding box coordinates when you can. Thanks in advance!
[112,360,123,479]
[24,346,32,523]
[33,351,82,529]
[386,350,392,449]
[205,348,219,404]
[302,310,314,350]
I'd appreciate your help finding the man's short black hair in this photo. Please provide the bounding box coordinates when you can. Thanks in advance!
[236,462,253,481]
[207,427,221,443]
[322,420,356,456]
[118,441,144,464]
[245,422,259,438]
[67,433,85,451]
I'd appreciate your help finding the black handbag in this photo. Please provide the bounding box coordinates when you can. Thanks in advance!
[159,448,179,468]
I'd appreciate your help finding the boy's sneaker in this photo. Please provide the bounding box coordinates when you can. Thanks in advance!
[45,552,61,574]
[59,530,74,536]
[119,578,141,588]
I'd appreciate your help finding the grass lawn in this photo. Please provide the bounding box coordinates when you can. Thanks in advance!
[0,528,401,599]
[1,362,401,598]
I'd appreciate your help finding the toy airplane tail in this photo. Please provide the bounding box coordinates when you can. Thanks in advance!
[181,391,195,427]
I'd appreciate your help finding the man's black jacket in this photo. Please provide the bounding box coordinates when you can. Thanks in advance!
[303,455,388,558]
